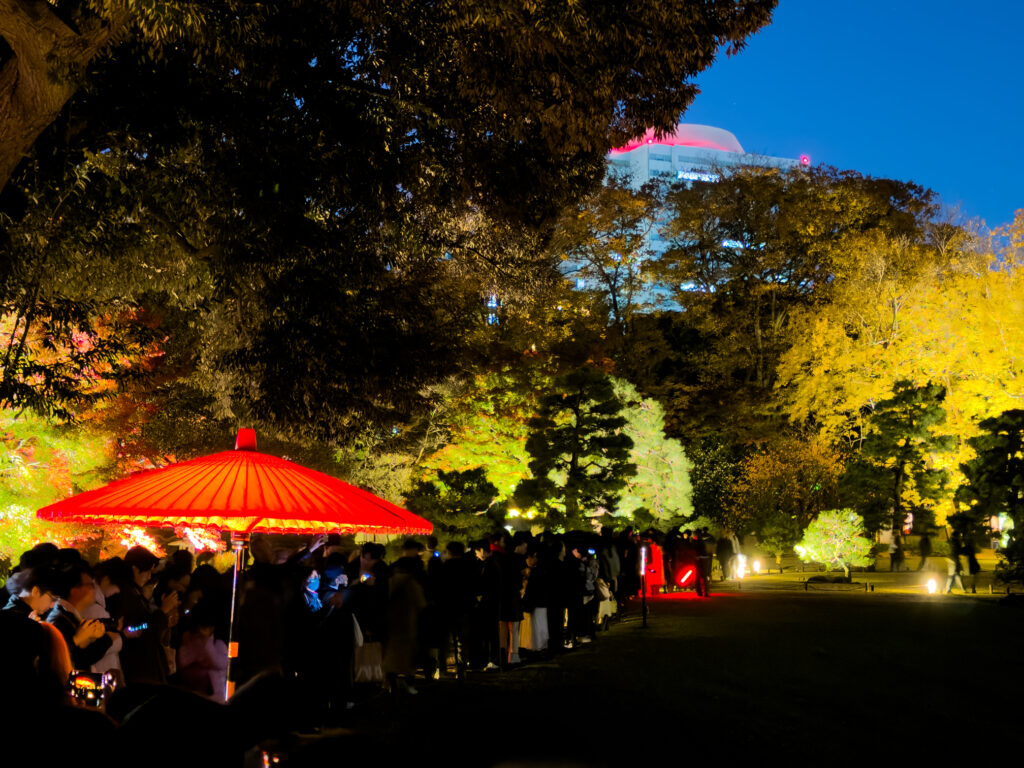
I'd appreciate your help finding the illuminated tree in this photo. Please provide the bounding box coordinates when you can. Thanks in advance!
[613,378,694,523]
[728,436,842,565]
[777,218,1024,498]
[516,366,635,530]
[662,166,934,389]
[853,380,955,533]
[687,437,742,525]
[0,410,112,570]
[795,508,873,580]
[414,369,542,503]
[956,409,1024,581]
[639,167,936,442]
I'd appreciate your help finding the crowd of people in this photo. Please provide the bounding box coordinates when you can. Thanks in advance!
[1,524,743,760]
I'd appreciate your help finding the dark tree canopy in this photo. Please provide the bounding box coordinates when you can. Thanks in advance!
[1,0,778,441]
[405,467,502,540]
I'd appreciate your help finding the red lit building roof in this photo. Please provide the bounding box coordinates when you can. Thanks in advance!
[610,124,745,155]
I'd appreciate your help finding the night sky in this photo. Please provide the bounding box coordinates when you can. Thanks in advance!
[682,0,1024,229]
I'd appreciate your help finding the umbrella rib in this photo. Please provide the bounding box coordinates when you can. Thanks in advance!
[87,463,210,513]
[134,461,228,511]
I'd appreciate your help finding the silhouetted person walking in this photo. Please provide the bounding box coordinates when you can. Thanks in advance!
[915,532,932,571]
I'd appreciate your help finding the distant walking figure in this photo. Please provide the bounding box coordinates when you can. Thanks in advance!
[888,533,905,572]
[964,539,981,594]
[915,532,932,571]
[944,532,966,595]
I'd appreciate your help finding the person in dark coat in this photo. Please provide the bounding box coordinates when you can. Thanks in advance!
[47,562,117,671]
[384,554,427,695]
[889,533,906,572]
[546,538,569,649]
[692,530,711,597]
[470,539,502,670]
[964,535,981,594]
[715,534,735,581]
[119,546,178,686]
[916,532,932,571]
[344,542,390,643]
[495,532,528,666]
[564,546,590,647]
[615,528,640,602]
[1,565,69,710]
[436,541,477,676]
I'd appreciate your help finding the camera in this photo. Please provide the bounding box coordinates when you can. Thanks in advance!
[68,671,116,707]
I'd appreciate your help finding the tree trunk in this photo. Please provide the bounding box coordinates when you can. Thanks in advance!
[0,1,128,194]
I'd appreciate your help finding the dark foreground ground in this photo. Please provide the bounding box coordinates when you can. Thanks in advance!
[281,589,1024,766]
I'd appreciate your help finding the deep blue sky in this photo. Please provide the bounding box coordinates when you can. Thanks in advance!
[682,0,1024,228]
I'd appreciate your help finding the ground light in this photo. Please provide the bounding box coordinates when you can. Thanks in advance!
[927,578,938,594]
[752,559,761,575]
[639,543,648,628]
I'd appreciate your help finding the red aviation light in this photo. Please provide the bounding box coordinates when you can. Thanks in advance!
[800,154,811,166]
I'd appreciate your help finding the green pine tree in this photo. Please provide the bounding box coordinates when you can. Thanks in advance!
[855,380,955,533]
[956,409,1024,581]
[516,367,635,530]
[404,467,503,540]
[612,378,694,523]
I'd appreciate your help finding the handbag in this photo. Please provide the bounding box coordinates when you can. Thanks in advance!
[354,641,383,682]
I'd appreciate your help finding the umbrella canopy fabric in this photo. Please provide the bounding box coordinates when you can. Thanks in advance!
[36,429,431,536]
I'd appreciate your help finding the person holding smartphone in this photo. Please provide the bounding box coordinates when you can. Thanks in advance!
[46,561,118,671]
[119,546,179,685]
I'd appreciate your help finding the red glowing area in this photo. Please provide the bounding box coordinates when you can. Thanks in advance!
[37,430,432,535]
[677,567,695,587]
[800,154,811,166]
[611,124,745,155]
[652,590,725,600]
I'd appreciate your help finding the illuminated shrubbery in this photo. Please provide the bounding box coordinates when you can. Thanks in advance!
[795,508,873,580]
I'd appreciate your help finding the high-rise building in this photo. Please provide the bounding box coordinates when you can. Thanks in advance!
[561,124,807,306]
[607,123,805,190]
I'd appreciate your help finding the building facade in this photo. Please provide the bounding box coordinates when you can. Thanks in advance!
[562,124,807,307]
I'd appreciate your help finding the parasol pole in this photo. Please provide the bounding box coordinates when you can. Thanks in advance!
[225,531,250,700]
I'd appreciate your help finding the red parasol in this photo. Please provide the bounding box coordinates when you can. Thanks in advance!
[36,428,431,535]
[37,428,432,697]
